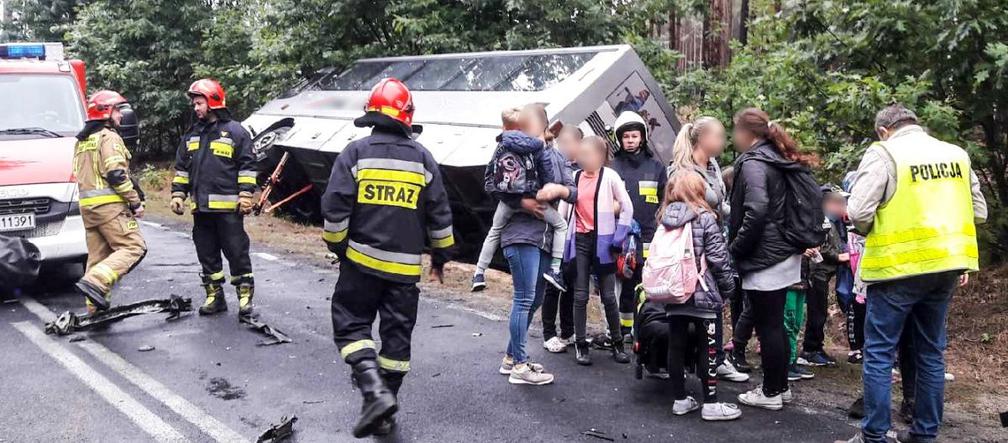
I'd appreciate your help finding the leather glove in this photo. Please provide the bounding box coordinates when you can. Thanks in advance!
[238,192,254,215]
[169,195,186,215]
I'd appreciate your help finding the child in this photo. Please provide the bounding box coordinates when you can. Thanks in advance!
[541,125,583,353]
[652,170,741,421]
[543,136,633,365]
[799,185,848,367]
[786,211,841,381]
[472,105,574,293]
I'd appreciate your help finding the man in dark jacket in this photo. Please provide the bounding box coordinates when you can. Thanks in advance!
[322,78,455,438]
[171,79,258,317]
[610,111,666,340]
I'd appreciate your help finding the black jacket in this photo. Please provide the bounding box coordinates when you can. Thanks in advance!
[172,117,256,212]
[321,115,455,284]
[611,150,667,245]
[728,141,801,274]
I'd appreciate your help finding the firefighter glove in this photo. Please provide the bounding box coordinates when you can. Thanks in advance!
[238,192,254,215]
[170,192,186,215]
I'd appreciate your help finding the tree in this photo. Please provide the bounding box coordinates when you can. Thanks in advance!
[0,0,86,42]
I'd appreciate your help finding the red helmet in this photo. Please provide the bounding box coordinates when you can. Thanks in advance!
[187,78,227,109]
[365,78,414,126]
[86,90,128,122]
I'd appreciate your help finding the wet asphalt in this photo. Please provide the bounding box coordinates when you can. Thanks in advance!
[0,222,859,442]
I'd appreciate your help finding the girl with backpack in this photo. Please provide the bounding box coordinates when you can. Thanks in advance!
[727,108,820,411]
[543,135,634,365]
[643,170,742,421]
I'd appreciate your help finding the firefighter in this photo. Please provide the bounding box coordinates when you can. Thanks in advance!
[610,111,667,341]
[170,79,258,317]
[73,90,147,313]
[322,78,455,438]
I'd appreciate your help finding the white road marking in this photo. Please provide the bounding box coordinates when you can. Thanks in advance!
[254,252,278,261]
[77,342,248,443]
[140,221,164,229]
[11,321,188,443]
[19,298,247,443]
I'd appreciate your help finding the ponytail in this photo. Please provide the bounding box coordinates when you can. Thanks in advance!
[671,123,696,171]
[734,108,819,167]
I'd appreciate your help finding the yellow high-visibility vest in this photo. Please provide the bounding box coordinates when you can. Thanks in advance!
[860,133,979,282]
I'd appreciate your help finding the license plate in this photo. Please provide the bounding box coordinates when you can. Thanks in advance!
[0,213,35,232]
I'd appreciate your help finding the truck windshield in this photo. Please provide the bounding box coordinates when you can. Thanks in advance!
[316,51,597,92]
[0,74,85,136]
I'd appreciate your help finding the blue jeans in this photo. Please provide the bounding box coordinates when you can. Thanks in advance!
[504,244,549,364]
[861,271,958,443]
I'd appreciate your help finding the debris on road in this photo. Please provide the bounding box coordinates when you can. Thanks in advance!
[583,428,616,441]
[239,314,293,346]
[256,415,297,443]
[303,400,325,405]
[1000,410,1007,427]
[206,377,246,400]
[68,335,86,343]
[44,295,192,336]
[472,332,482,337]
[137,345,155,352]
[431,324,454,329]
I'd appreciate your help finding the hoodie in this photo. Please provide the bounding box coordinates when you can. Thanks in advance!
[727,141,802,274]
[610,112,667,247]
[658,202,736,317]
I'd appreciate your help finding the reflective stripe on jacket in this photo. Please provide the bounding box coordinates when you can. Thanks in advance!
[74,127,141,226]
[321,129,455,284]
[860,136,979,282]
[172,118,256,212]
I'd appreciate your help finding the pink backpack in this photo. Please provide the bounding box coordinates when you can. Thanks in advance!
[642,223,707,304]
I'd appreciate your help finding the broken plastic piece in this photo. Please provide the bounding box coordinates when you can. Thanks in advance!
[431,324,454,329]
[138,345,155,352]
[239,314,293,346]
[583,429,615,441]
[256,415,297,443]
[44,295,192,336]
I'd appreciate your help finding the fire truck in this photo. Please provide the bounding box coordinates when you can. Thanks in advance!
[0,42,137,270]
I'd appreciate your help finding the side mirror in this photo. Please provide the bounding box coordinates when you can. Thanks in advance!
[118,104,140,150]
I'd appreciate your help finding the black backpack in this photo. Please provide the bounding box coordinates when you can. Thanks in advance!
[750,159,828,249]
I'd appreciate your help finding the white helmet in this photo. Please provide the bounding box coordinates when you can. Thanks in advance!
[613,111,649,154]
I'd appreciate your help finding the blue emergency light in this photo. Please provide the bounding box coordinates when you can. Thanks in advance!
[0,44,48,60]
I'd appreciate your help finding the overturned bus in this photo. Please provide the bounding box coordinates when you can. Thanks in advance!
[242,45,680,258]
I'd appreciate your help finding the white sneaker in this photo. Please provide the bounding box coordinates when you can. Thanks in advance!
[781,388,793,404]
[508,363,554,385]
[945,372,955,382]
[499,356,543,375]
[672,396,701,415]
[716,360,750,382]
[543,336,569,353]
[702,402,742,421]
[738,387,783,411]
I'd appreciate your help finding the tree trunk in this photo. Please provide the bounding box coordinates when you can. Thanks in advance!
[703,0,729,68]
[739,0,749,46]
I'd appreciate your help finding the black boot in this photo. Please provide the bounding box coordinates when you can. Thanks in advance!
[351,360,398,438]
[611,335,631,364]
[899,399,914,424]
[373,370,404,436]
[198,274,227,315]
[575,341,592,366]
[76,280,110,312]
[847,396,865,419]
[729,346,752,373]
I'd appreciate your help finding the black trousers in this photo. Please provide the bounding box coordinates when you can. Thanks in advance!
[847,300,866,351]
[541,262,575,340]
[573,233,620,342]
[802,276,831,353]
[192,212,252,281]
[732,290,756,349]
[332,261,419,375]
[668,316,718,403]
[749,289,789,396]
[618,260,643,335]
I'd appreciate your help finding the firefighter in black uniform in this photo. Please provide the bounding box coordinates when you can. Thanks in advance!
[170,78,259,317]
[610,111,667,341]
[323,78,455,438]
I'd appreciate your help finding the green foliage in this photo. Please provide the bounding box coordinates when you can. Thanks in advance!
[0,0,85,41]
[670,0,1008,261]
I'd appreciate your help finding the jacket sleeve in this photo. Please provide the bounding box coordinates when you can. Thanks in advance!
[819,222,842,266]
[234,126,258,195]
[171,135,192,198]
[98,132,142,208]
[969,169,988,224]
[701,213,736,296]
[729,160,770,259]
[559,152,577,204]
[611,173,635,247]
[321,144,357,256]
[534,147,555,191]
[846,145,891,234]
[422,151,456,267]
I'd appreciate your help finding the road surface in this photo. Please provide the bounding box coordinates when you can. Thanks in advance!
[0,221,858,442]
